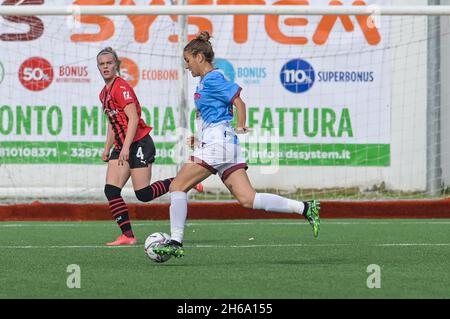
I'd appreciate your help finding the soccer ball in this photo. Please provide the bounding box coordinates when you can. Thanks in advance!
[144,232,172,263]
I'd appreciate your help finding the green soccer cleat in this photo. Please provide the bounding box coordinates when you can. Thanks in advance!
[304,200,321,238]
[152,240,185,258]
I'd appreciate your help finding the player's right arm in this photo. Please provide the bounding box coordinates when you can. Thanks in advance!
[102,122,115,162]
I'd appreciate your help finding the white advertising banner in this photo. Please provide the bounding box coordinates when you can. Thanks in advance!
[0,0,391,166]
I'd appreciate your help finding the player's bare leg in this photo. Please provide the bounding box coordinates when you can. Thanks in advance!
[223,168,320,238]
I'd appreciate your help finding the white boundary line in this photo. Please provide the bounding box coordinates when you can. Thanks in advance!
[1,220,450,227]
[0,243,449,249]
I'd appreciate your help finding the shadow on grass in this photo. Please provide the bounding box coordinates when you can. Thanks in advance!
[159,256,349,268]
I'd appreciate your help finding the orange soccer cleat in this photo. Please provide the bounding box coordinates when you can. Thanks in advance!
[194,183,204,193]
[106,234,137,246]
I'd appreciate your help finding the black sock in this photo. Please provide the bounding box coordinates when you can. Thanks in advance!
[109,197,134,237]
[135,178,174,202]
[302,201,310,217]
[169,239,183,247]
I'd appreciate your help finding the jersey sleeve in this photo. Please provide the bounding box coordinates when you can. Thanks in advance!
[112,82,135,110]
[99,88,106,104]
[204,71,241,105]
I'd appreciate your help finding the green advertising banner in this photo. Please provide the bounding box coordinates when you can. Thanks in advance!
[0,141,389,166]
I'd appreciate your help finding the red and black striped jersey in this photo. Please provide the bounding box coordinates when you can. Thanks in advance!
[100,77,151,149]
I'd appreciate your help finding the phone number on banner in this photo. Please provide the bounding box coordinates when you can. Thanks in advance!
[0,143,105,163]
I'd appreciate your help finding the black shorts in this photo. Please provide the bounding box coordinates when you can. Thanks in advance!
[109,135,156,169]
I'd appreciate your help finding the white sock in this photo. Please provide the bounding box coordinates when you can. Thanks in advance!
[169,191,188,243]
[253,193,305,214]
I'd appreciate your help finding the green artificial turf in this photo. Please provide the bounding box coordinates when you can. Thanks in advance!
[0,219,449,299]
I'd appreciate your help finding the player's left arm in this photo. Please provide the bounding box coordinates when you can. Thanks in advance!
[102,122,115,162]
[118,103,139,165]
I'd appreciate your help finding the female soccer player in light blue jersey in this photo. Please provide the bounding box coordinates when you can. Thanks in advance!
[154,31,320,258]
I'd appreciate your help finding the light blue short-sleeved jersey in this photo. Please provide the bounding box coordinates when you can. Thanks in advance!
[194,69,241,128]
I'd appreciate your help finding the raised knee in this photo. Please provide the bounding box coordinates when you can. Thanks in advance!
[104,184,121,201]
[135,186,152,202]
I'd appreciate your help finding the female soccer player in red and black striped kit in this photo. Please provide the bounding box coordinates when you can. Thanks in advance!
[97,47,202,246]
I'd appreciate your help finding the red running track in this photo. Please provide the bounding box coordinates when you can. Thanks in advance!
[1,200,450,221]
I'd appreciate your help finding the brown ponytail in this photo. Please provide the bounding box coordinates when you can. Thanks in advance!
[184,31,214,63]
